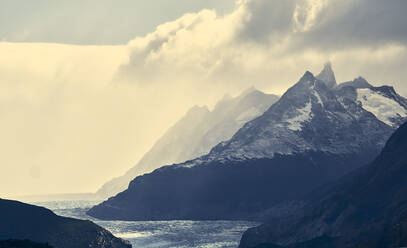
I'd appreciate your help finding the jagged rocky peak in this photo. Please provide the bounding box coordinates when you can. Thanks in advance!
[280,71,327,109]
[336,76,373,90]
[353,76,372,87]
[317,62,337,89]
[302,70,315,81]
[286,71,317,93]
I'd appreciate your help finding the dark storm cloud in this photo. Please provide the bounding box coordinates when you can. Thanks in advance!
[299,0,407,50]
[236,0,297,42]
[113,0,407,97]
[220,0,407,51]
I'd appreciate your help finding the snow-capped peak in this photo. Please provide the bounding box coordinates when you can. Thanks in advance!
[357,88,407,127]
[198,67,399,164]
[173,64,405,170]
[317,62,337,89]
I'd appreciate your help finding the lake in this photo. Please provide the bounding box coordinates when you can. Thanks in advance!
[33,200,259,248]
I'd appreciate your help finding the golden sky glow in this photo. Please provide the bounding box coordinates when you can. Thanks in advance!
[1,0,407,197]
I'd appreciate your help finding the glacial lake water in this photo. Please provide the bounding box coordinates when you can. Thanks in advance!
[33,200,259,248]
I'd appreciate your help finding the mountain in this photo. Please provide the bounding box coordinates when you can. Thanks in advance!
[0,199,131,248]
[239,120,407,248]
[0,240,53,248]
[202,70,399,162]
[336,76,372,90]
[88,63,407,221]
[96,89,279,198]
[316,62,337,89]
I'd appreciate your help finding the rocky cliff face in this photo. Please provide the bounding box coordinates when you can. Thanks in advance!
[0,199,131,248]
[239,121,407,248]
[88,64,407,222]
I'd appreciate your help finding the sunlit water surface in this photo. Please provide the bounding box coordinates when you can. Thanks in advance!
[34,200,259,248]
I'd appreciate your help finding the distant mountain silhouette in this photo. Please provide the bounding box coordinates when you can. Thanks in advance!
[239,121,407,248]
[96,88,279,198]
[0,199,131,248]
[88,64,407,222]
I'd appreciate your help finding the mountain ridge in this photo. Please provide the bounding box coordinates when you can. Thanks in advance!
[183,69,397,165]
[88,64,407,222]
[96,88,279,198]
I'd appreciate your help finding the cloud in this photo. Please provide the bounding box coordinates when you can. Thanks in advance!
[236,0,297,42]
[293,0,329,32]
[297,0,407,50]
[116,0,407,95]
[0,42,231,196]
[0,43,141,196]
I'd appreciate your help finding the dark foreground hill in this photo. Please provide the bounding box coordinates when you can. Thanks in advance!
[0,239,53,248]
[239,121,407,248]
[0,199,131,248]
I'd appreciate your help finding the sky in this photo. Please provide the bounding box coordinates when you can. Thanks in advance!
[1,0,407,197]
[0,0,235,44]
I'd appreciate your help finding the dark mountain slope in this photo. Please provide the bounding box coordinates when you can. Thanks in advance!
[239,121,407,248]
[88,151,378,221]
[0,199,131,248]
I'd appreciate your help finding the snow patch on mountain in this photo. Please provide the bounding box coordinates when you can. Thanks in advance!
[313,90,324,106]
[286,101,313,131]
[357,88,407,126]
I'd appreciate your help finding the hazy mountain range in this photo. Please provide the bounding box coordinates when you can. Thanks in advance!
[88,63,407,221]
[96,89,279,198]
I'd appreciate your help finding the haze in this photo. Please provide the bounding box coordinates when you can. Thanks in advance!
[1,0,407,197]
